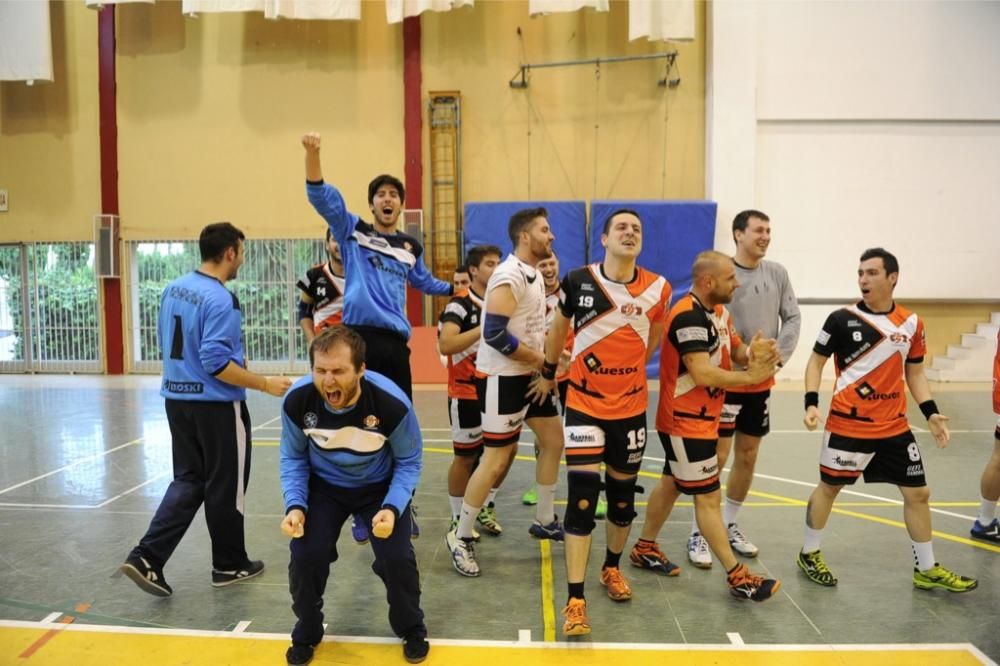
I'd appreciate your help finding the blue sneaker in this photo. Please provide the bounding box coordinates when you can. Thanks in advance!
[970,518,1000,543]
[351,516,369,545]
[528,516,564,541]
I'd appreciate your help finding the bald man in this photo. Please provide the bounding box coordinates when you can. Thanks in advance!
[629,251,782,602]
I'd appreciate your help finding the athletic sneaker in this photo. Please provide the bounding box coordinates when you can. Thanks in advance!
[561,597,590,636]
[351,516,369,545]
[285,643,315,666]
[120,555,172,597]
[402,633,430,664]
[629,541,681,576]
[445,529,480,577]
[599,566,632,601]
[410,503,421,539]
[727,563,781,602]
[797,549,837,587]
[448,517,481,542]
[528,517,565,541]
[913,564,978,593]
[727,523,759,557]
[595,497,607,520]
[477,503,503,535]
[687,532,712,568]
[970,518,1000,543]
[521,486,538,506]
[212,559,265,587]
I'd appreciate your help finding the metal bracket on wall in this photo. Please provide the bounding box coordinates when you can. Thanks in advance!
[509,51,679,89]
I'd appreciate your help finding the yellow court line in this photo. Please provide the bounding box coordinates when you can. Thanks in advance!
[539,540,556,642]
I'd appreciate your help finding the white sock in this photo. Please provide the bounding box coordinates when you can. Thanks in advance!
[802,526,823,553]
[690,518,700,536]
[723,496,743,526]
[448,495,464,520]
[535,483,557,524]
[487,488,498,506]
[457,502,481,540]
[978,496,998,525]
[911,540,935,571]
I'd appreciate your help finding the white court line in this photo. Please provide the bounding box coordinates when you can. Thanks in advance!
[518,629,531,643]
[40,612,62,624]
[0,437,144,497]
[97,472,171,508]
[727,633,744,646]
[232,621,252,633]
[0,620,991,662]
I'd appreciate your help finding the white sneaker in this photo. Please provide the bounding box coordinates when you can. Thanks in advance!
[727,523,759,557]
[449,517,481,542]
[445,528,480,577]
[687,532,713,569]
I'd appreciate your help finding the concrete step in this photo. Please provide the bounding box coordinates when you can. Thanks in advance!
[931,356,956,370]
[991,312,1000,326]
[946,344,971,359]
[976,322,999,339]
[961,333,991,349]
[925,365,992,382]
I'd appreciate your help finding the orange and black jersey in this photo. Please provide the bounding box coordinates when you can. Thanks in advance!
[559,263,671,419]
[814,302,926,439]
[656,294,741,438]
[296,263,345,332]
[438,287,484,400]
[546,285,574,382]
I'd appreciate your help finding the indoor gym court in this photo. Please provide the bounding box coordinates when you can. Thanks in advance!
[0,376,996,665]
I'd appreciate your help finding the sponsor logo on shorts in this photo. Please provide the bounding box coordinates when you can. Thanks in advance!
[833,455,857,468]
[506,417,524,429]
[701,464,718,475]
[568,432,596,443]
[627,452,643,464]
[304,412,319,428]
[906,464,924,476]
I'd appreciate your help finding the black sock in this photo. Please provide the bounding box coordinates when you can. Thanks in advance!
[603,549,622,569]
[568,582,585,600]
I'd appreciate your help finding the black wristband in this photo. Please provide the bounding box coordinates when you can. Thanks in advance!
[919,400,939,420]
[805,391,819,410]
[540,361,557,381]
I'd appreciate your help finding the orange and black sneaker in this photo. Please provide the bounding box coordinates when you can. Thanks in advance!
[600,566,633,601]
[561,597,591,636]
[629,540,681,576]
[727,563,780,602]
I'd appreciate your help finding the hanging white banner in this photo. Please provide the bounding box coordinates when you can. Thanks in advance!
[0,1,53,82]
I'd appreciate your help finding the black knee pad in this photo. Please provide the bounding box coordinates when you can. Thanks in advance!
[605,474,642,527]
[564,471,602,536]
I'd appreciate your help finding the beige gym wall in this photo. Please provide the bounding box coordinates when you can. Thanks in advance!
[0,1,100,243]
[421,0,705,205]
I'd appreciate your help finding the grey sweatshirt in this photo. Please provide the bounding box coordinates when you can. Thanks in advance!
[729,259,801,365]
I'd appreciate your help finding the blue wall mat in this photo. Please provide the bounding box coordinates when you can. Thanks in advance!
[589,200,717,378]
[463,201,588,279]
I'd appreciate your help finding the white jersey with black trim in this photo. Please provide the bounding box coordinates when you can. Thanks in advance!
[475,254,547,376]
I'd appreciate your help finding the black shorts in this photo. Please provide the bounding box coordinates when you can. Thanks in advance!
[563,408,647,474]
[719,390,770,438]
[448,398,483,457]
[475,373,559,447]
[819,430,927,487]
[658,432,721,496]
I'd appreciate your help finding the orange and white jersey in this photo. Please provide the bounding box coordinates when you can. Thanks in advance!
[475,254,547,376]
[546,285,575,382]
[813,302,926,439]
[296,263,345,331]
[993,330,999,415]
[438,287,484,400]
[656,294,740,438]
[559,263,671,419]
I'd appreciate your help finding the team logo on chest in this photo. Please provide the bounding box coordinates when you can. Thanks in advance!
[620,303,643,318]
[889,332,910,345]
[364,414,380,429]
[304,412,319,428]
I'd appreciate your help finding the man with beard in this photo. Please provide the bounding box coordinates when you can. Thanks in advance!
[297,229,346,344]
[445,208,566,577]
[280,326,428,665]
[121,222,292,597]
[630,251,782,602]
[530,209,671,635]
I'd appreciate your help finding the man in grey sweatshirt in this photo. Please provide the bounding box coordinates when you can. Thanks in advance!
[686,210,801,568]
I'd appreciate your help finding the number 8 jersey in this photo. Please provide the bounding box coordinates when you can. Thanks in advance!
[559,263,671,418]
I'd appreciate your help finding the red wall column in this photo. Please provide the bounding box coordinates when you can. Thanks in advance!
[98,6,123,374]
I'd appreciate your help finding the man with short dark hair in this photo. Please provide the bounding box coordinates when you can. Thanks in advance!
[280,326,429,665]
[445,208,566,577]
[688,209,801,568]
[301,133,452,400]
[120,222,292,598]
[799,248,977,592]
[297,229,346,345]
